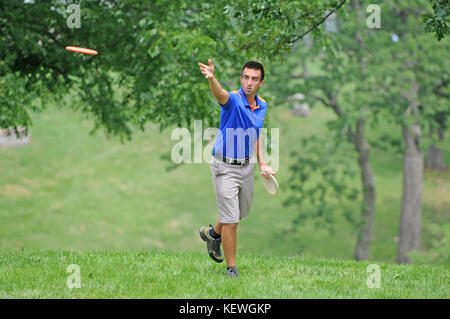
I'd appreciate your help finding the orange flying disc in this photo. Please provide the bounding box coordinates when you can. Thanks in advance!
[65,46,98,55]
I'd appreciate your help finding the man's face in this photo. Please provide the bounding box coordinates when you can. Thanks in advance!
[240,68,264,97]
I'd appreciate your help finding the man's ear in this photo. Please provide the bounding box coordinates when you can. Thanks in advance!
[259,80,264,88]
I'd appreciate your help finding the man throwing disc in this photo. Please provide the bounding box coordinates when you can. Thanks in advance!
[198,58,275,278]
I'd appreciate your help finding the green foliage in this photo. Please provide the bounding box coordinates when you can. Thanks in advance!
[273,0,449,244]
[0,73,38,132]
[1,0,348,140]
[269,6,372,235]
[408,223,450,264]
[225,0,348,58]
[367,0,450,151]
[423,0,450,41]
[283,134,361,232]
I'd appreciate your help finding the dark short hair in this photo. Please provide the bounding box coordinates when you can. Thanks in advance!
[241,61,265,81]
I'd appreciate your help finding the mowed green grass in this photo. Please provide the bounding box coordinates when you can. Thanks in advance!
[0,99,449,263]
[0,249,448,298]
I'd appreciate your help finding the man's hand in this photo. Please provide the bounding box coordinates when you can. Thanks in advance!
[198,58,215,79]
[260,163,275,179]
[198,58,229,105]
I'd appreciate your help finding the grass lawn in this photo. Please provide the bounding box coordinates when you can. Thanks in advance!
[0,249,448,298]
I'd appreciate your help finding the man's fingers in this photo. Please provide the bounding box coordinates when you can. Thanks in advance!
[199,65,211,73]
[261,166,275,178]
[199,61,213,79]
[199,61,213,68]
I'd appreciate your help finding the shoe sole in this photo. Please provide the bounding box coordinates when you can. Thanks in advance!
[226,272,239,278]
[199,227,223,263]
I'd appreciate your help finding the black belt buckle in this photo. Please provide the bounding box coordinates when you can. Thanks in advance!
[221,156,249,166]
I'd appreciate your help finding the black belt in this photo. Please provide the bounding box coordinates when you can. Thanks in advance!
[215,155,251,166]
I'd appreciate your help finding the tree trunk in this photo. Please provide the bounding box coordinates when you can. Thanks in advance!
[397,124,423,263]
[353,119,376,261]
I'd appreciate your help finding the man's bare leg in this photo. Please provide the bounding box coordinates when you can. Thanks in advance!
[220,222,238,268]
[214,221,223,236]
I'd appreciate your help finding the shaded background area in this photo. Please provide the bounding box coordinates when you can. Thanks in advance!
[1,97,448,264]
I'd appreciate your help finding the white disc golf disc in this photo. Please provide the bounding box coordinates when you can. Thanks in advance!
[261,174,279,195]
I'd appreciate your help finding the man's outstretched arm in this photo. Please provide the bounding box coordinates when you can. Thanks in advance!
[198,58,229,105]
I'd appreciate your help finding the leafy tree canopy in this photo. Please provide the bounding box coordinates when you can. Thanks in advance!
[1,0,348,140]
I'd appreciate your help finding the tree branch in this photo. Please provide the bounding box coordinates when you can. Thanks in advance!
[310,94,331,107]
[287,0,347,44]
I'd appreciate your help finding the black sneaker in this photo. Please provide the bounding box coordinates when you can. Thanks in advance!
[226,266,239,278]
[199,224,223,263]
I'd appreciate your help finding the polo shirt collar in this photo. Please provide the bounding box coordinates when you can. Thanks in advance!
[238,86,262,107]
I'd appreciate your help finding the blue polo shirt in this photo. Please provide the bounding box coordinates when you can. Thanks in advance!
[212,86,267,159]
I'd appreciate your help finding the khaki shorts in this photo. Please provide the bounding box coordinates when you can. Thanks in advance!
[210,157,256,224]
